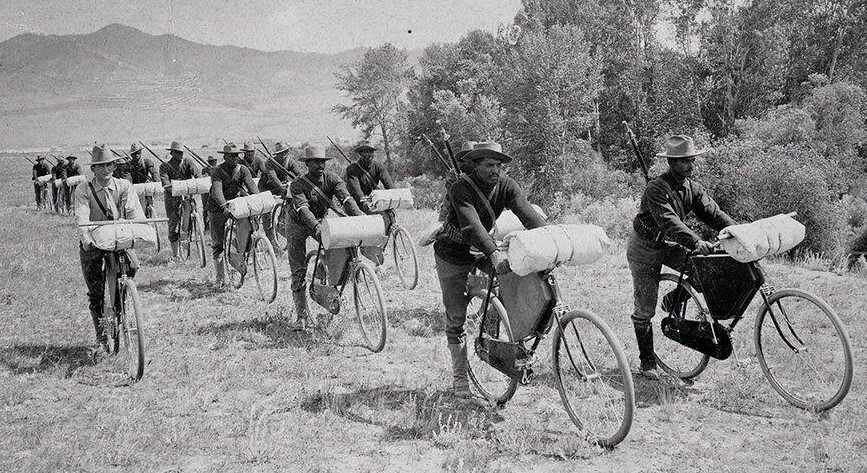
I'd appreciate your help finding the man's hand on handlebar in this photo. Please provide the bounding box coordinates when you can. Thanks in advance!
[489,249,511,275]
[694,240,716,255]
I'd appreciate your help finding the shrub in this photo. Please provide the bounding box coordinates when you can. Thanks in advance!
[399,174,445,210]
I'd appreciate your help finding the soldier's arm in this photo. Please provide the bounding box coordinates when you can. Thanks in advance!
[333,176,363,216]
[188,158,203,178]
[147,159,159,182]
[451,182,497,256]
[345,167,368,212]
[504,178,546,230]
[263,161,284,194]
[242,166,259,195]
[159,163,171,189]
[691,182,737,231]
[209,169,228,210]
[646,183,701,249]
[290,180,319,229]
[377,162,395,189]
[122,181,146,220]
[74,184,94,244]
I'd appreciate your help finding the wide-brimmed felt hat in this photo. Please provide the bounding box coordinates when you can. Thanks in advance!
[242,142,255,153]
[455,141,478,162]
[465,141,512,163]
[66,155,77,160]
[130,143,143,154]
[207,155,218,164]
[354,141,376,153]
[217,143,243,155]
[35,156,45,161]
[300,145,330,162]
[656,135,706,158]
[88,145,122,166]
[166,141,184,153]
[273,142,291,155]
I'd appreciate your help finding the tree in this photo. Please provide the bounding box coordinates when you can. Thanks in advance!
[333,44,414,167]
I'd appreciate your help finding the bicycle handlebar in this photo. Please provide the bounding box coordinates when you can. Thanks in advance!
[79,218,169,227]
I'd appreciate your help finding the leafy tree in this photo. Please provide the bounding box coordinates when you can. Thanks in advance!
[333,43,414,167]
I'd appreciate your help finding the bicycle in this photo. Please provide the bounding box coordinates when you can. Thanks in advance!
[464,255,635,448]
[366,209,418,290]
[178,194,206,268]
[305,241,388,352]
[81,218,166,381]
[270,198,291,254]
[653,245,854,412]
[143,199,162,253]
[223,212,279,303]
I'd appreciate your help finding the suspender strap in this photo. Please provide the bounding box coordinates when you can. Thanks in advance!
[300,175,347,217]
[459,174,498,235]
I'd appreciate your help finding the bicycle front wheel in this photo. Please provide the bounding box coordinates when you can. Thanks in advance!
[352,261,387,352]
[253,235,278,303]
[653,273,710,379]
[754,289,854,411]
[392,225,419,290]
[224,219,245,289]
[120,278,145,381]
[272,205,288,253]
[553,310,634,448]
[466,292,518,405]
[191,212,207,268]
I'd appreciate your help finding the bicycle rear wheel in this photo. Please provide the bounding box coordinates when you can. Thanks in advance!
[224,219,245,289]
[120,279,145,381]
[272,205,288,253]
[253,235,278,303]
[653,273,710,379]
[466,292,518,404]
[392,225,419,290]
[352,261,387,352]
[754,289,854,411]
[191,212,206,268]
[553,310,634,448]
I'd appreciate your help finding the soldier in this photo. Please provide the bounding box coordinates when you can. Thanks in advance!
[258,142,305,252]
[345,141,395,214]
[286,145,363,329]
[159,141,202,260]
[51,157,68,213]
[207,144,259,288]
[74,145,144,353]
[434,141,545,399]
[241,142,267,178]
[31,156,51,209]
[627,135,736,379]
[64,155,82,213]
[115,143,160,215]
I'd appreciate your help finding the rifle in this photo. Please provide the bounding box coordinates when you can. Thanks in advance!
[256,149,297,182]
[182,145,210,169]
[138,141,169,166]
[326,135,354,164]
[623,121,650,182]
[422,133,456,177]
[24,156,36,165]
[84,148,94,158]
[256,136,273,158]
[109,148,128,160]
[438,126,461,174]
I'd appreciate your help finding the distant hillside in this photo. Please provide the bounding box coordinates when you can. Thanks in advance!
[0,24,371,148]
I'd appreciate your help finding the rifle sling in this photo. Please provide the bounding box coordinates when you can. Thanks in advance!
[299,175,347,218]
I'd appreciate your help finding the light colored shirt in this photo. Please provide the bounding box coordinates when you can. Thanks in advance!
[75,176,145,245]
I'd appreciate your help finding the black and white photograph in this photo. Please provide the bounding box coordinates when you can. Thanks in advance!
[1,0,865,471]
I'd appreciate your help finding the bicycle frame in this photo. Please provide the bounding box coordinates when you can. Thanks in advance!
[311,241,362,298]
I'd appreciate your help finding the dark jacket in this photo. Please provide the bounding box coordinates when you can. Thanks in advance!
[288,171,362,229]
[345,160,394,212]
[208,162,258,213]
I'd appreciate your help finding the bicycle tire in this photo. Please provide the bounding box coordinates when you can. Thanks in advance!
[192,212,207,268]
[120,279,145,381]
[145,204,162,253]
[465,291,518,405]
[253,235,278,303]
[552,310,635,448]
[272,205,288,253]
[653,273,710,379]
[352,260,388,352]
[391,225,419,290]
[224,219,245,289]
[754,288,854,411]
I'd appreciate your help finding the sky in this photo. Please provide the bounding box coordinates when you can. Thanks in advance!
[0,0,523,53]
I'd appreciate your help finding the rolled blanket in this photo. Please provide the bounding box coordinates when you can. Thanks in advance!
[369,188,414,211]
[171,177,211,197]
[89,223,157,251]
[719,214,805,263]
[226,193,277,219]
[52,178,64,188]
[133,182,164,198]
[66,175,87,186]
[321,215,388,250]
[36,175,53,184]
[506,224,611,276]
[492,204,547,241]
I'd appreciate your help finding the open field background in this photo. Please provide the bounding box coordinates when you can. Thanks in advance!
[1,156,866,472]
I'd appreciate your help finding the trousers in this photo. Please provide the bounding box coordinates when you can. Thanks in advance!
[287,222,316,292]
[79,243,108,342]
[626,233,694,323]
[165,196,193,242]
[434,254,473,344]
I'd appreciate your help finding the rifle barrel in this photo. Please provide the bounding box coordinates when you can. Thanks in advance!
[326,135,353,164]
[256,136,274,158]
[182,145,210,169]
[138,141,169,165]
[256,149,296,181]
[422,133,455,176]
[623,121,650,182]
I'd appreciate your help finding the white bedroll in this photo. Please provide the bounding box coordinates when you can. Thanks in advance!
[171,177,211,197]
[492,204,547,240]
[506,224,611,276]
[133,182,164,198]
[52,178,63,188]
[66,175,86,186]
[367,188,414,211]
[718,213,805,263]
[321,214,388,249]
[36,175,53,184]
[226,193,277,219]
[81,221,161,251]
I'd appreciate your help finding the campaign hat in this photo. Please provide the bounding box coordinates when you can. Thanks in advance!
[88,145,122,166]
[299,145,330,161]
[242,142,255,153]
[217,143,243,155]
[273,142,291,155]
[354,141,376,153]
[455,141,477,162]
[465,141,513,163]
[655,135,706,158]
[130,143,144,154]
[166,141,184,153]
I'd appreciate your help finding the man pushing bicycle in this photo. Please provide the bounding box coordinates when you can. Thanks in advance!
[628,135,736,380]
[159,141,202,260]
[434,141,545,399]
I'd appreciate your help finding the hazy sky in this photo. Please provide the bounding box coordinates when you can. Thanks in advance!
[1,0,523,53]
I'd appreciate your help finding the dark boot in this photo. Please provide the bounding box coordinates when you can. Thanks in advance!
[448,341,472,399]
[633,321,659,379]
[291,289,309,331]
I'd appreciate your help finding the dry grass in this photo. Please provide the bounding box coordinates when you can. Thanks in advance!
[1,155,866,472]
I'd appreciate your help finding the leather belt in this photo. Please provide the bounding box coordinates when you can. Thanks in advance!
[633,216,666,243]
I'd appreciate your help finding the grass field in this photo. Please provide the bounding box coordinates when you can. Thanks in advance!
[1,156,865,472]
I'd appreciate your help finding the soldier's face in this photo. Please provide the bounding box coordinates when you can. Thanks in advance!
[358,150,373,166]
[668,156,696,178]
[91,162,115,180]
[170,150,183,160]
[474,158,503,186]
[131,151,141,162]
[224,153,240,167]
[244,151,254,161]
[305,159,326,177]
